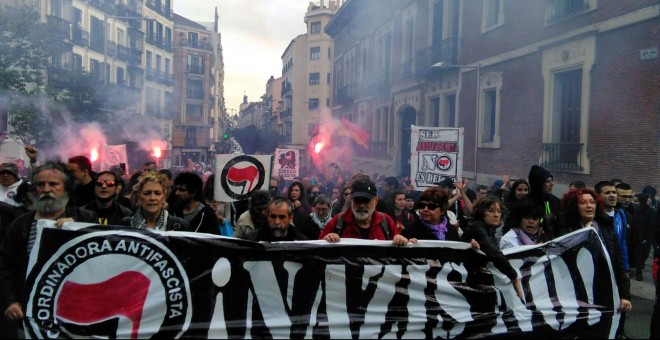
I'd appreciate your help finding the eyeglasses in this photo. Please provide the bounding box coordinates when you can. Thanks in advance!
[95,180,115,188]
[485,209,502,214]
[417,202,441,210]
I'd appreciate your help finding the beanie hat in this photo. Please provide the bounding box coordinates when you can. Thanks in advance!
[0,162,19,179]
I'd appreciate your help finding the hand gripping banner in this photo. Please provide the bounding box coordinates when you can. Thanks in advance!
[23,222,621,338]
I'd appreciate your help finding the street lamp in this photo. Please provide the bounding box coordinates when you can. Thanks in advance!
[432,61,481,185]
[103,15,154,84]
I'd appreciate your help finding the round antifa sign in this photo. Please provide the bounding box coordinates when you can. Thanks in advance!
[220,155,266,200]
[436,155,453,171]
[26,231,192,339]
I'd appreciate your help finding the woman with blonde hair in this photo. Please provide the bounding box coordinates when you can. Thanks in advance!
[121,173,190,231]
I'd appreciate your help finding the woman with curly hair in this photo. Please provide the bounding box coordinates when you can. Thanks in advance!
[558,188,631,318]
[500,196,546,249]
[121,173,190,231]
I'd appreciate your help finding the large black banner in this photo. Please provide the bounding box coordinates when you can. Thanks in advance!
[23,222,620,338]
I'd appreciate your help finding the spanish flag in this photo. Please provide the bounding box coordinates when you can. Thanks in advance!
[337,118,370,150]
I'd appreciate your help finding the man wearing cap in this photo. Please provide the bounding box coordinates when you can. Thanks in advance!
[319,178,409,245]
[0,163,22,208]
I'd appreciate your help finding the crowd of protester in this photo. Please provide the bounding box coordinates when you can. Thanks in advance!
[0,146,657,338]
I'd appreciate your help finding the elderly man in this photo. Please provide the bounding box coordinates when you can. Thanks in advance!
[0,162,96,334]
[246,197,307,242]
[320,178,409,245]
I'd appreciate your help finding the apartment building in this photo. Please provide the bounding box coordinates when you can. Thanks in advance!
[265,76,283,132]
[172,13,214,166]
[326,0,659,189]
[279,1,337,169]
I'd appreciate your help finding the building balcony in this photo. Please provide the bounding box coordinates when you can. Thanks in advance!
[541,142,584,173]
[47,67,74,89]
[336,85,355,105]
[129,48,142,64]
[145,0,173,19]
[46,15,71,41]
[117,44,130,61]
[72,27,89,46]
[187,64,204,74]
[146,34,172,51]
[184,137,198,147]
[178,39,212,51]
[546,0,590,25]
[106,40,117,57]
[415,37,463,76]
[89,0,117,14]
[281,82,292,96]
[116,1,142,18]
[279,108,292,119]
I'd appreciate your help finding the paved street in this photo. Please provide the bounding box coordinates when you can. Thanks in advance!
[625,256,656,339]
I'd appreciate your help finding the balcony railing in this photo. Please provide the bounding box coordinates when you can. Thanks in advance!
[146,0,172,18]
[281,82,292,96]
[72,27,89,46]
[47,67,73,89]
[546,0,589,25]
[336,85,355,105]
[117,44,130,61]
[187,64,204,74]
[46,15,71,40]
[89,0,117,14]
[116,1,142,18]
[129,48,142,64]
[541,142,584,172]
[279,108,292,119]
[415,37,463,76]
[178,39,212,51]
[106,40,117,57]
[185,138,198,147]
[146,34,172,51]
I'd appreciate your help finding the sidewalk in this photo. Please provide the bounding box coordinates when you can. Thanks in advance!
[631,256,656,301]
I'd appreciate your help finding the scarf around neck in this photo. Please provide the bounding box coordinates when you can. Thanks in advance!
[513,227,539,246]
[131,207,168,231]
[310,211,332,229]
[423,216,448,240]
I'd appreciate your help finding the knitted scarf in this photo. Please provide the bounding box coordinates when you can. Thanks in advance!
[131,207,168,231]
[310,211,332,230]
[513,227,539,246]
[423,216,448,240]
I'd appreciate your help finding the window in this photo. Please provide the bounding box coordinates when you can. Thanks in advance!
[310,47,320,60]
[188,32,198,48]
[477,72,502,147]
[309,72,320,85]
[430,97,440,127]
[443,94,456,127]
[156,55,162,72]
[327,72,330,84]
[116,67,125,84]
[187,54,203,73]
[310,21,321,34]
[308,98,319,110]
[165,58,171,75]
[186,104,203,121]
[546,0,592,25]
[146,51,152,68]
[73,53,82,70]
[482,0,503,31]
[482,90,497,143]
[187,80,204,99]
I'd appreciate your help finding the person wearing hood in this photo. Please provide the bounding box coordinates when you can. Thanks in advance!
[527,165,561,239]
[0,163,23,208]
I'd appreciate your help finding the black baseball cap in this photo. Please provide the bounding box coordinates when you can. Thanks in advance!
[351,178,377,200]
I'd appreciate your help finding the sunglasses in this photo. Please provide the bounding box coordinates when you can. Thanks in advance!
[95,180,116,188]
[417,202,441,210]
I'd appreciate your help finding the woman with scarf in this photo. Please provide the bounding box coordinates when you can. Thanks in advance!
[500,197,546,249]
[401,187,459,241]
[121,173,190,231]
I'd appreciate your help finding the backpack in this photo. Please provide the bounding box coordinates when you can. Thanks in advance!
[335,211,392,240]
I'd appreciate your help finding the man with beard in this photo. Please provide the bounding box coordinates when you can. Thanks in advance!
[246,198,307,242]
[234,190,271,239]
[83,171,133,226]
[320,178,409,245]
[0,162,96,336]
[170,172,219,235]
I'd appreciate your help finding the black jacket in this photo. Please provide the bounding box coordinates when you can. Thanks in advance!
[461,220,518,281]
[527,165,561,238]
[172,203,220,235]
[401,215,459,241]
[246,224,307,242]
[120,214,191,232]
[83,201,133,226]
[0,205,96,312]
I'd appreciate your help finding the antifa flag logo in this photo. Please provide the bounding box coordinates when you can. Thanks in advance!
[56,272,150,339]
[220,155,266,200]
[436,155,452,171]
[26,231,192,339]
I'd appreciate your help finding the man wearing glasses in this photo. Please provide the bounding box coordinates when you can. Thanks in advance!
[83,171,133,226]
[319,178,410,246]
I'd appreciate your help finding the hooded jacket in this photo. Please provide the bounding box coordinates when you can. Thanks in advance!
[528,165,561,238]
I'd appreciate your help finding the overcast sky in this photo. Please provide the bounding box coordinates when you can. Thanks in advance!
[173,1,308,115]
